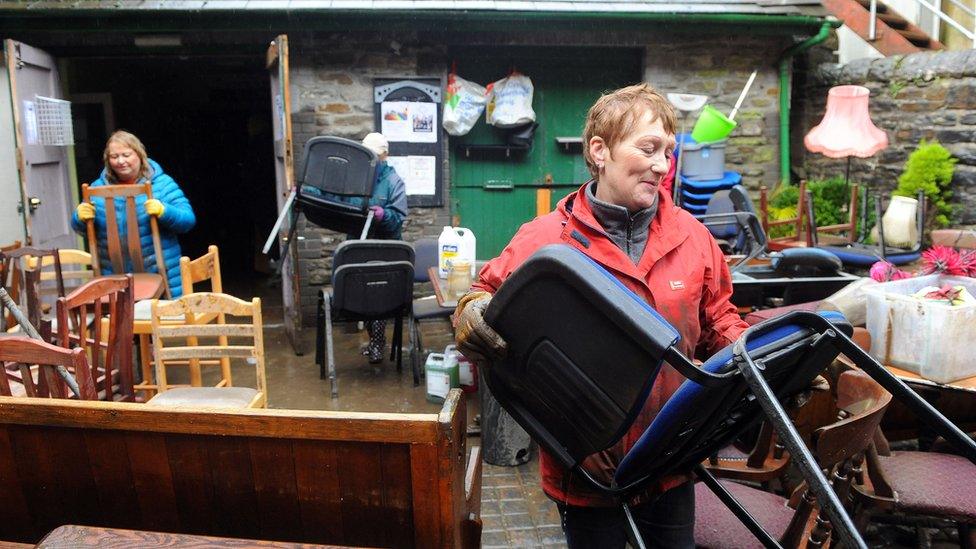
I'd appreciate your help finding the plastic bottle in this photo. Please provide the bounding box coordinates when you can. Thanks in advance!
[444,344,477,393]
[425,352,459,404]
[438,226,462,279]
[455,227,477,276]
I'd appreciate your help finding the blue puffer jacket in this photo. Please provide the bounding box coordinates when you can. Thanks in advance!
[71,159,196,297]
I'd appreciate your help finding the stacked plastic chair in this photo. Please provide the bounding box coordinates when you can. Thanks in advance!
[481,244,976,548]
[676,134,742,215]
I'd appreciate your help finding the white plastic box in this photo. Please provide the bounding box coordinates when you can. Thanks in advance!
[863,274,976,383]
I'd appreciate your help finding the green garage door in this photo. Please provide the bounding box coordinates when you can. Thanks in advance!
[450,46,642,259]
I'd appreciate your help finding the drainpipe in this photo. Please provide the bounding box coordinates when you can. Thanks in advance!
[776,19,841,188]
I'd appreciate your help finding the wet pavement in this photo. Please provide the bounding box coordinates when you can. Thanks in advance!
[239,278,569,547]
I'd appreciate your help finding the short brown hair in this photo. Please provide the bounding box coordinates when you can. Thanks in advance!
[103,130,151,184]
[582,83,676,179]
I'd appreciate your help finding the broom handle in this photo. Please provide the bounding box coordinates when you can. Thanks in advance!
[729,69,758,122]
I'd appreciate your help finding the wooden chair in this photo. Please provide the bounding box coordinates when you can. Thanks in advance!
[0,246,65,335]
[81,182,169,300]
[0,336,98,400]
[148,292,267,409]
[1,247,62,339]
[855,429,976,546]
[695,369,892,548]
[30,249,94,298]
[760,181,859,251]
[56,274,136,402]
[131,245,226,398]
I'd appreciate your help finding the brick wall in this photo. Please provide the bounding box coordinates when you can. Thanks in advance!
[796,49,976,224]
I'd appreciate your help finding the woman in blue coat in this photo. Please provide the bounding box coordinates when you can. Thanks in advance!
[72,130,196,297]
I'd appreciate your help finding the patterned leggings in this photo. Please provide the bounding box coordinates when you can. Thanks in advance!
[367,320,386,356]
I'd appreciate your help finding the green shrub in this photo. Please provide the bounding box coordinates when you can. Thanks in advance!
[894,140,957,229]
[768,177,856,238]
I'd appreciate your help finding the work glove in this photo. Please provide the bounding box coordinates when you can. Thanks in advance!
[145,199,165,217]
[76,203,95,222]
[370,205,385,222]
[455,290,507,366]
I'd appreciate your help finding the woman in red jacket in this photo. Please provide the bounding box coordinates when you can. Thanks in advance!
[455,83,748,548]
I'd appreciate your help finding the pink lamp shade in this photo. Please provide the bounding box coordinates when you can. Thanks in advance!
[804,85,888,158]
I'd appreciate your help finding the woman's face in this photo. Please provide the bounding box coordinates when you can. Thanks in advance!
[107,141,141,182]
[589,111,674,213]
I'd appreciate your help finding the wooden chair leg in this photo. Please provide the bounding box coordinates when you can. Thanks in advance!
[138,334,154,398]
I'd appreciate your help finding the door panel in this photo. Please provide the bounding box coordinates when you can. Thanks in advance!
[0,55,25,245]
[450,46,642,258]
[267,34,304,354]
[4,39,74,249]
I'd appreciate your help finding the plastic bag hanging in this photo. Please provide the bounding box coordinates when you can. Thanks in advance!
[443,67,488,136]
[485,72,536,128]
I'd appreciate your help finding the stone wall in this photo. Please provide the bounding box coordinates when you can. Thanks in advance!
[796,49,976,224]
[647,35,792,191]
[289,33,451,320]
[286,30,801,321]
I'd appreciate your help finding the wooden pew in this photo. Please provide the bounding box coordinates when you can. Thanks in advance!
[0,390,481,548]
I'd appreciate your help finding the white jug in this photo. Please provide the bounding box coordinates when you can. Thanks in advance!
[455,227,477,276]
[438,226,477,278]
[872,196,919,248]
[438,226,462,279]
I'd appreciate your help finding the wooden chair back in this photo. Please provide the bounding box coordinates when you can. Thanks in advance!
[179,245,230,384]
[151,292,266,407]
[180,244,223,295]
[1,247,62,337]
[780,369,892,547]
[3,247,65,331]
[0,336,97,400]
[56,275,136,402]
[82,183,171,298]
[30,249,94,297]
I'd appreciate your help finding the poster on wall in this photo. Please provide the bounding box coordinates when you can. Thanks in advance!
[381,100,437,143]
[387,155,436,195]
[373,78,443,207]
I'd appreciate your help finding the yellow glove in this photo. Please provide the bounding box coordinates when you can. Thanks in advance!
[454,290,507,366]
[76,203,95,222]
[145,199,165,217]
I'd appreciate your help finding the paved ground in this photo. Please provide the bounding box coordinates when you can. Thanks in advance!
[238,279,569,547]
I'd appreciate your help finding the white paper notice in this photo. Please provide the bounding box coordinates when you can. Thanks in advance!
[381,101,437,143]
[22,101,38,145]
[387,155,436,195]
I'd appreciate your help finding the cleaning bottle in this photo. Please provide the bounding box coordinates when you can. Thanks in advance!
[438,226,462,279]
[425,352,459,404]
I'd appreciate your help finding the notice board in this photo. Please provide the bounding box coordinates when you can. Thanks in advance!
[373,77,443,208]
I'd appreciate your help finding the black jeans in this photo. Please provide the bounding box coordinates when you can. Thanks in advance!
[557,481,695,549]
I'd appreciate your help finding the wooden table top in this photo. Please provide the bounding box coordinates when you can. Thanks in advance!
[884,364,976,392]
[34,525,354,548]
[427,266,458,309]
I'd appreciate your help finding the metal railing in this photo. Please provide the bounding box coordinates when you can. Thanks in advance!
[868,0,976,47]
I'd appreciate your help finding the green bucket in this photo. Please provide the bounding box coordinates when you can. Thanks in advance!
[691,104,737,143]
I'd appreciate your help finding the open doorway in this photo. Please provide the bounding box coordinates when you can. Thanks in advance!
[66,54,277,296]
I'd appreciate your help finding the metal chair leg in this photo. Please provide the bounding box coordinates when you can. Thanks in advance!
[409,315,420,386]
[323,292,338,399]
[316,291,325,380]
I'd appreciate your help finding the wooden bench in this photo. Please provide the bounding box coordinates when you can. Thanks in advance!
[0,390,481,548]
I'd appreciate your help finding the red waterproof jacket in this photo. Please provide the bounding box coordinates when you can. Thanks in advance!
[472,181,748,507]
